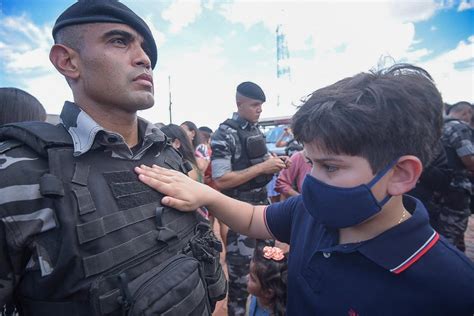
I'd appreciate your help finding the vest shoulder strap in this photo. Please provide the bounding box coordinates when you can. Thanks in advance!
[0,122,73,157]
[222,119,240,130]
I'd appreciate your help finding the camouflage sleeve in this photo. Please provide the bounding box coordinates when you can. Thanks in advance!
[0,144,56,305]
[448,123,474,158]
[210,125,237,179]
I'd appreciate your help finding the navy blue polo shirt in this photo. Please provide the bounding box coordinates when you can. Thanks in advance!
[265,195,474,315]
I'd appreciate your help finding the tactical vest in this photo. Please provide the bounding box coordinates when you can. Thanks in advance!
[221,119,272,199]
[0,122,226,316]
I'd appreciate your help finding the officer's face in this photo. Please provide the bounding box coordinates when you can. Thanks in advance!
[237,98,263,124]
[76,23,154,113]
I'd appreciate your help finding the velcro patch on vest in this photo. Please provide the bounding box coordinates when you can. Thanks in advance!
[103,170,163,211]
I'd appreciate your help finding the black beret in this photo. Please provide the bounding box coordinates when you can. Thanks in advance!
[53,0,157,69]
[236,81,266,102]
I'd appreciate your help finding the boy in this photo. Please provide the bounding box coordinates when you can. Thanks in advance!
[136,64,474,315]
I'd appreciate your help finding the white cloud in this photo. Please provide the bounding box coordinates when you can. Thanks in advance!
[419,36,474,102]
[388,0,440,22]
[140,38,236,127]
[23,73,73,115]
[0,15,53,73]
[143,14,167,46]
[161,0,203,34]
[431,25,438,31]
[458,0,474,11]
[249,44,265,52]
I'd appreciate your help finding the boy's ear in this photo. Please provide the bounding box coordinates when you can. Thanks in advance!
[49,44,80,81]
[387,155,423,196]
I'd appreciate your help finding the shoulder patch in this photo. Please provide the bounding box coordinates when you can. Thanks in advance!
[0,140,22,154]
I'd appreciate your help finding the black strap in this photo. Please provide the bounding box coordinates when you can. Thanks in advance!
[76,202,159,244]
[0,122,72,158]
[18,297,92,316]
[82,230,159,277]
[72,186,96,215]
[71,163,89,186]
[39,174,65,197]
[0,139,22,153]
[161,278,206,316]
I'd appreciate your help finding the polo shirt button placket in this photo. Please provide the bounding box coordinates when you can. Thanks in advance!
[323,252,331,258]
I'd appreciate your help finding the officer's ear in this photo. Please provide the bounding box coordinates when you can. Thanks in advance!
[387,155,422,196]
[49,44,80,81]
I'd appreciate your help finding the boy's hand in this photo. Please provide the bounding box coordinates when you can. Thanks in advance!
[135,164,210,211]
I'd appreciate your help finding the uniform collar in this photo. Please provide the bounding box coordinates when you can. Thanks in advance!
[59,101,166,157]
[317,195,439,274]
[232,112,257,130]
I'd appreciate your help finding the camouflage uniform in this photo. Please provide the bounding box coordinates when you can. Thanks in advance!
[0,102,225,314]
[211,113,269,316]
[435,118,474,251]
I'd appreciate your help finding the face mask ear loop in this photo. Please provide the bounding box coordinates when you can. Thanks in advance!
[366,158,400,205]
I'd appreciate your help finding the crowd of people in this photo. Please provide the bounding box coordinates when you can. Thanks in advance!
[0,0,473,316]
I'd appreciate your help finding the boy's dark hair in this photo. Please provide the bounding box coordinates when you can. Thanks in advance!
[292,63,443,172]
[161,124,198,168]
[0,87,47,125]
[252,243,288,316]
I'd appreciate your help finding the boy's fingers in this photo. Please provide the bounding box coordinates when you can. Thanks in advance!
[162,196,193,211]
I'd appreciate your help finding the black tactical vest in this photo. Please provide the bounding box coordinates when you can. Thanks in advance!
[221,119,273,198]
[0,122,226,316]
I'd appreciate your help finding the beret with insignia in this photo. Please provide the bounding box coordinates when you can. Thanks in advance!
[53,0,157,69]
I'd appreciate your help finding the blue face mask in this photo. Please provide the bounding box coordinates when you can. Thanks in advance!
[301,160,398,228]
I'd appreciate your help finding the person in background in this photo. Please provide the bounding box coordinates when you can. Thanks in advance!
[0,87,47,124]
[275,127,293,148]
[275,150,312,201]
[247,244,288,316]
[198,126,214,186]
[199,126,228,242]
[209,81,288,315]
[181,120,210,174]
[136,64,474,315]
[161,124,202,182]
[436,101,474,251]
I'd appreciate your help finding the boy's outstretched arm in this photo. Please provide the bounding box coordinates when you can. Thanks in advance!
[135,165,273,240]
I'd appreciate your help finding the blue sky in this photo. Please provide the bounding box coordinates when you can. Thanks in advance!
[1,0,473,129]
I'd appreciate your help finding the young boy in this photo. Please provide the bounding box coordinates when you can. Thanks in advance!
[136,64,474,315]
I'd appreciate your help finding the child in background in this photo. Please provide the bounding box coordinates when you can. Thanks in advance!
[247,244,288,316]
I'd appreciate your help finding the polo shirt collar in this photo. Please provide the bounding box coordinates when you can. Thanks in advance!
[317,195,439,274]
[59,101,166,157]
[358,195,439,274]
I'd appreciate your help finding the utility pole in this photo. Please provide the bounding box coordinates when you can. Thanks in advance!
[276,24,291,107]
[168,75,172,124]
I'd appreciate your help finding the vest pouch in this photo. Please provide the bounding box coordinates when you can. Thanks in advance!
[246,134,267,160]
[183,224,227,310]
[121,254,211,316]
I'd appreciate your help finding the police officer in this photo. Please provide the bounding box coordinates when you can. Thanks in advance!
[437,101,474,251]
[0,1,225,315]
[210,82,288,315]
